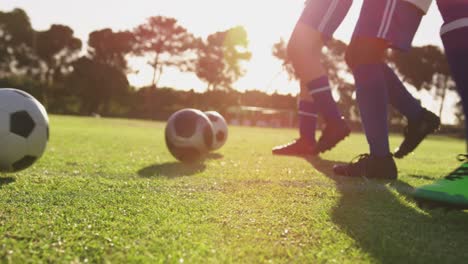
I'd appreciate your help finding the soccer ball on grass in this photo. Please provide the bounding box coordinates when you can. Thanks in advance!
[0,88,49,172]
[204,111,228,151]
[165,109,213,163]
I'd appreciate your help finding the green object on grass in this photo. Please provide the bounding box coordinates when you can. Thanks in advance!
[414,155,468,209]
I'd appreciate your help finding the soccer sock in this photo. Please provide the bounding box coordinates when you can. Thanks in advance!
[383,64,423,121]
[353,63,390,157]
[441,25,468,141]
[298,100,318,144]
[306,76,342,122]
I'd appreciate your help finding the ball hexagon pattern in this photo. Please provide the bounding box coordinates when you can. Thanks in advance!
[0,88,49,172]
[204,111,228,151]
[10,111,36,138]
[165,109,214,163]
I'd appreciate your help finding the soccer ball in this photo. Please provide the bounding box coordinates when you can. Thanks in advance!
[204,111,228,151]
[165,109,213,163]
[0,88,49,172]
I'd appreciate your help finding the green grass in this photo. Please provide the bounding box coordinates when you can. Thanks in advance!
[1,115,468,263]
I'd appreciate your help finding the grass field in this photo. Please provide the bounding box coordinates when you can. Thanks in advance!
[1,115,468,263]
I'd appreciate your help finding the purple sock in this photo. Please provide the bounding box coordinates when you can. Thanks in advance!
[384,64,424,121]
[353,63,390,157]
[441,22,468,140]
[298,100,318,144]
[306,76,342,122]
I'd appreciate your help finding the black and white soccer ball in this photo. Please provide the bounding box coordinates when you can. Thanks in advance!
[0,88,49,172]
[165,109,214,163]
[204,111,228,151]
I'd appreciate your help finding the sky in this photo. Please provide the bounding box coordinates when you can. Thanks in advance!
[2,0,457,122]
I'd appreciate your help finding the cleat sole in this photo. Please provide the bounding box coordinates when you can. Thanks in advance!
[414,197,468,211]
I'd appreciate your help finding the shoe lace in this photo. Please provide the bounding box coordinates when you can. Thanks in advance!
[445,154,468,181]
[349,153,371,165]
[346,154,371,177]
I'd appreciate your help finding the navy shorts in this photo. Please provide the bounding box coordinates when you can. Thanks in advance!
[299,0,353,40]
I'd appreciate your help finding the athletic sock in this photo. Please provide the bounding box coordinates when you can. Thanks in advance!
[384,64,423,121]
[298,100,318,144]
[353,63,390,157]
[306,76,342,122]
[441,23,468,140]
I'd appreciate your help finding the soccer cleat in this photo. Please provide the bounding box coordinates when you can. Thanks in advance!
[394,109,440,159]
[272,138,316,157]
[314,118,350,154]
[413,154,468,210]
[333,154,397,179]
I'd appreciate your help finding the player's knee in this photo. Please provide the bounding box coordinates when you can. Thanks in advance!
[299,85,313,101]
[287,26,322,65]
[287,40,320,65]
[345,38,387,69]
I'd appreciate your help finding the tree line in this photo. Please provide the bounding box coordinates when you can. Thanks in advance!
[0,8,252,115]
[0,8,462,128]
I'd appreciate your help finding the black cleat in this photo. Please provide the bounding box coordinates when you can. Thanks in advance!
[315,119,350,154]
[333,154,397,179]
[272,138,316,157]
[394,109,440,159]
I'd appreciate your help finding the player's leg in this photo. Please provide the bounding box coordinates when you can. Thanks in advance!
[413,0,468,209]
[389,72,441,158]
[384,1,441,158]
[334,36,398,179]
[272,23,322,156]
[439,0,468,142]
[273,0,352,156]
[334,0,433,178]
[292,0,353,155]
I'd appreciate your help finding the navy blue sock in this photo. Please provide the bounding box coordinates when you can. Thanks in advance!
[306,76,342,122]
[353,63,390,157]
[298,100,318,144]
[384,64,423,121]
[442,25,468,141]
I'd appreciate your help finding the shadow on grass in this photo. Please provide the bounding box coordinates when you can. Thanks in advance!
[407,174,438,181]
[138,162,206,178]
[138,153,222,178]
[0,177,15,188]
[307,157,468,263]
[206,152,224,160]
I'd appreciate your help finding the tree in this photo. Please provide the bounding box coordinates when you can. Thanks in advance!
[88,28,135,70]
[272,38,296,80]
[196,26,251,90]
[389,45,454,119]
[67,57,130,114]
[133,16,198,86]
[35,24,82,85]
[65,29,134,115]
[0,8,35,77]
